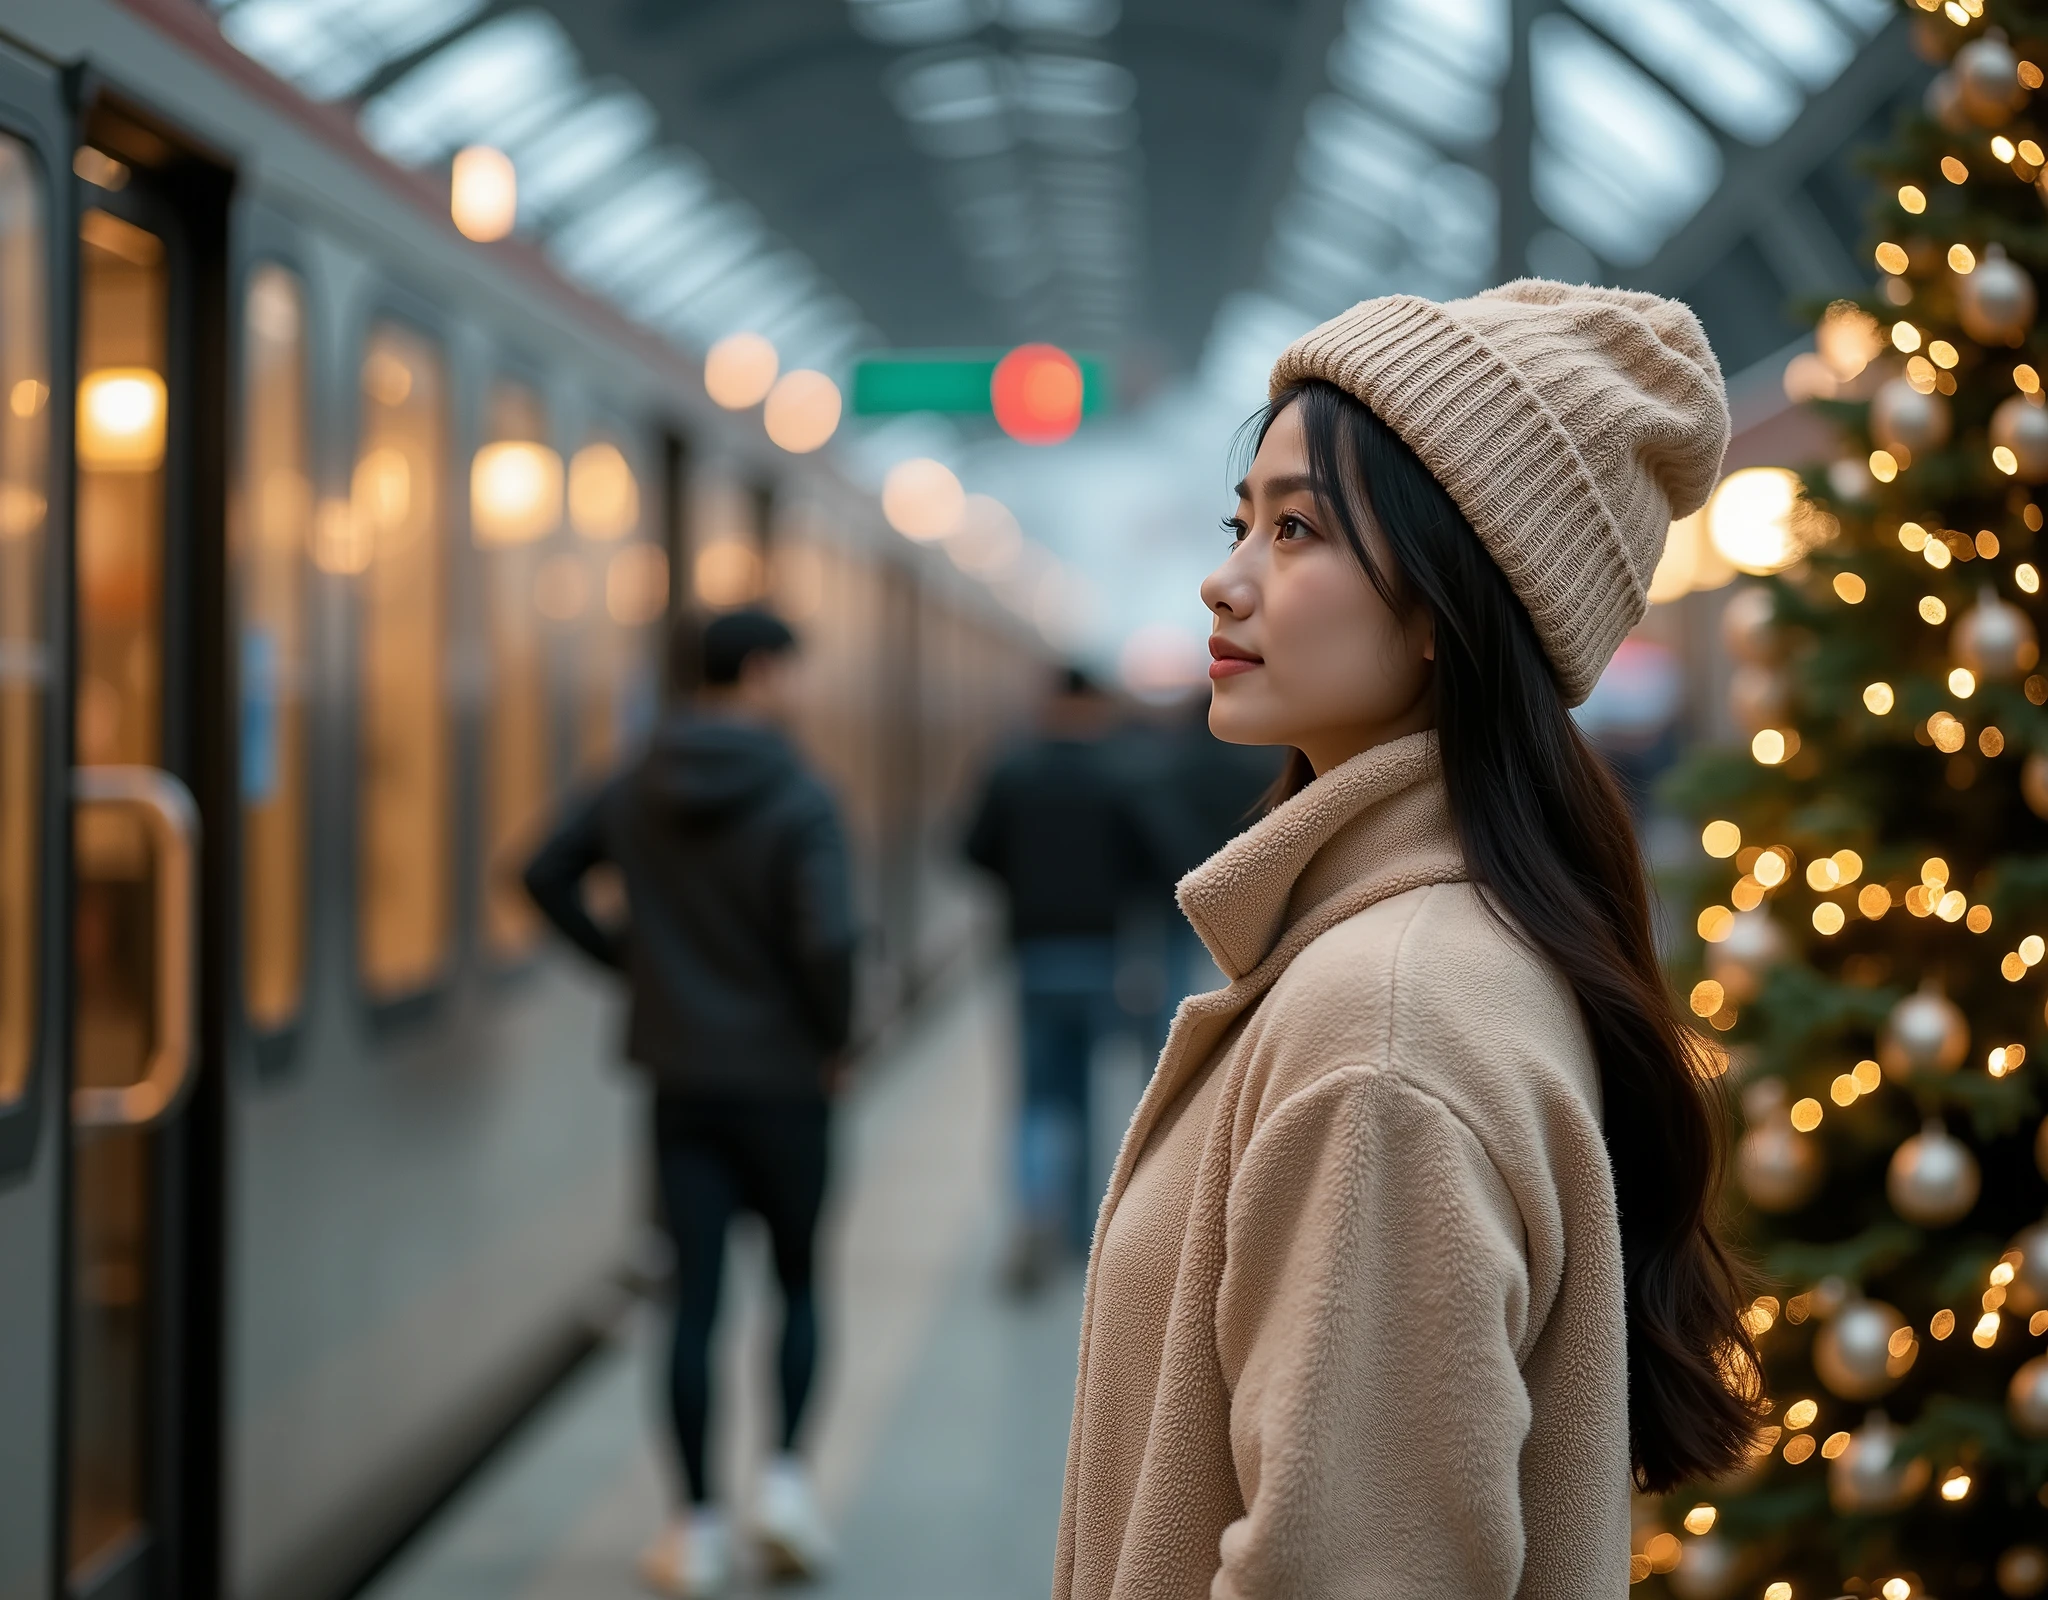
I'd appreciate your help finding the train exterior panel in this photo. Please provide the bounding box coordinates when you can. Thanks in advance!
[0,5,1045,1599]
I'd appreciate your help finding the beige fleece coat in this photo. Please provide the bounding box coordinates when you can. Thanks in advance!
[1054,732,1631,1600]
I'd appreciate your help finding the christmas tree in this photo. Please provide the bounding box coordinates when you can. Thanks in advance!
[1655,7,2048,1599]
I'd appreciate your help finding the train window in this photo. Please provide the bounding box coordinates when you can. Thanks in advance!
[569,436,643,774]
[236,265,309,1030]
[0,138,44,1106]
[474,382,557,961]
[356,324,450,997]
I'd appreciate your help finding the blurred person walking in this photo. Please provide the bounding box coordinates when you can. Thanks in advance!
[524,609,854,1598]
[964,668,1151,1293]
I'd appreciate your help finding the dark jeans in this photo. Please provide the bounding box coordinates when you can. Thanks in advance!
[652,1093,830,1504]
[1016,936,1120,1254]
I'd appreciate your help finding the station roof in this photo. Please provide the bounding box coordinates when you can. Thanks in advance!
[206,0,1911,382]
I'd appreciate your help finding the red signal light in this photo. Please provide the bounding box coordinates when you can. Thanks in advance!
[991,344,1083,445]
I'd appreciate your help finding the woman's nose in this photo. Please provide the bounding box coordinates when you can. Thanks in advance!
[1200,546,1254,618]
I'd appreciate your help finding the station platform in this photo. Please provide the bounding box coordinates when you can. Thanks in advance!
[357,964,1090,1600]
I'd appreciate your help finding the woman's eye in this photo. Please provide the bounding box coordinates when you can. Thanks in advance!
[1221,516,1249,546]
[1276,512,1313,541]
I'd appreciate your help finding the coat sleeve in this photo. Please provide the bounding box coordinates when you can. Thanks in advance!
[785,789,857,1055]
[521,781,628,970]
[1212,1067,1534,1600]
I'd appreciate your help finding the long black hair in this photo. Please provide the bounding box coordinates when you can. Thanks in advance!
[1253,380,1763,1493]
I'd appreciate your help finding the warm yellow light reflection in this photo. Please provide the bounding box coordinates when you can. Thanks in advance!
[1702,819,1741,857]
[568,441,639,540]
[1682,1504,1717,1535]
[762,369,841,453]
[78,367,166,471]
[1707,468,1833,575]
[883,457,966,541]
[704,332,779,410]
[607,542,669,625]
[450,145,517,243]
[471,440,563,547]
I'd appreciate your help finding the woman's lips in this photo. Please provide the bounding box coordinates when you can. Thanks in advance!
[1208,637,1262,680]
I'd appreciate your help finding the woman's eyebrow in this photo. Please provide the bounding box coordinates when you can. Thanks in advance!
[1234,472,1317,500]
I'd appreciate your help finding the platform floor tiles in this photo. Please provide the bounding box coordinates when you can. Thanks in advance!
[360,967,1098,1600]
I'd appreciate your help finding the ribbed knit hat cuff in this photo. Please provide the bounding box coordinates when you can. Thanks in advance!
[1270,296,1640,705]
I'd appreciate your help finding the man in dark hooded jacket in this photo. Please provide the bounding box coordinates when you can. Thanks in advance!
[523,608,852,1595]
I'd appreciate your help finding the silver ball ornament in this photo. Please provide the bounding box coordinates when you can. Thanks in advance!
[1992,396,2048,482]
[1870,377,1953,457]
[1814,1298,1907,1400]
[1708,910,1787,1006]
[1887,1119,1981,1226]
[1828,1410,1928,1514]
[2003,1220,2048,1317]
[1954,586,2040,679]
[1669,1533,1741,1600]
[1927,69,1974,134]
[1737,1118,1823,1213]
[2025,753,2048,823]
[1878,989,1969,1079]
[2012,1354,2048,1438]
[1999,1544,2048,1597]
[1960,248,2039,346]
[1957,33,2028,127]
[1729,666,1789,736]
[1720,585,1779,666]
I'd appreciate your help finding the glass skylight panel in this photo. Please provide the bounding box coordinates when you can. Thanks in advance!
[547,167,726,289]
[1697,0,1853,92]
[359,10,577,164]
[1533,142,1662,265]
[1822,0,1895,34]
[1403,163,1497,285]
[1350,0,1510,81]
[1562,0,1800,144]
[848,0,998,46]
[1533,17,1722,262]
[215,0,490,102]
[1016,54,1136,118]
[1328,28,1498,148]
[513,90,660,217]
[1298,97,1431,206]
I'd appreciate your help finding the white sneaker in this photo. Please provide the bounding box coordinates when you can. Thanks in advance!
[638,1508,730,1598]
[755,1454,835,1579]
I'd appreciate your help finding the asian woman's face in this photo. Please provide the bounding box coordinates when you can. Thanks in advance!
[1200,401,1436,775]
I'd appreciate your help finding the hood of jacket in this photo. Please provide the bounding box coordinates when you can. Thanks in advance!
[638,713,803,820]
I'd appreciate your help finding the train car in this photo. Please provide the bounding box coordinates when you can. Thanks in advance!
[0,6,1047,1600]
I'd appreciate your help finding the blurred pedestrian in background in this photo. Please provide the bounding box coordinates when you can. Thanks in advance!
[1117,699,1284,1049]
[964,668,1153,1293]
[524,609,854,1598]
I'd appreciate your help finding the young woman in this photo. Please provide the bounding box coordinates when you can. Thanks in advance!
[1055,281,1766,1599]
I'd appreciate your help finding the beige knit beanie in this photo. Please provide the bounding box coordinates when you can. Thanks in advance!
[1268,278,1729,705]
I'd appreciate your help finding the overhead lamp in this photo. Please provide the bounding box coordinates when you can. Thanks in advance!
[471,440,563,546]
[762,370,841,453]
[451,145,517,243]
[705,332,779,410]
[883,458,965,540]
[568,442,639,540]
[947,493,1023,575]
[78,367,166,471]
[1706,467,1834,577]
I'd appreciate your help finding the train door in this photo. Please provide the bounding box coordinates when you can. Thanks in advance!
[65,92,231,1600]
[0,41,72,1600]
